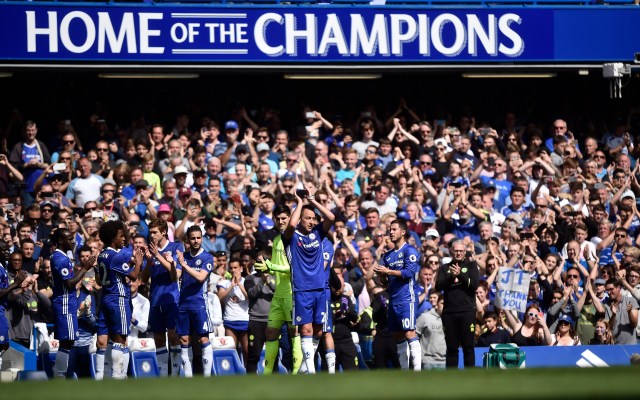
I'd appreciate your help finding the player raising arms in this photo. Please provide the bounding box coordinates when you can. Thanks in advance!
[95,221,144,379]
[175,226,214,377]
[254,204,303,375]
[141,219,184,376]
[374,219,421,371]
[283,190,334,374]
[49,228,96,378]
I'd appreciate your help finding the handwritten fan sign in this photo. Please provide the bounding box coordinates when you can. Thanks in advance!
[495,267,531,313]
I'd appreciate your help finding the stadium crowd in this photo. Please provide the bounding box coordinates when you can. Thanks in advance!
[0,100,639,377]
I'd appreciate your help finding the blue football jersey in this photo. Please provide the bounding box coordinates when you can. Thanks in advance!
[51,249,76,314]
[285,224,326,292]
[0,264,9,311]
[98,247,134,301]
[148,241,183,307]
[381,243,420,303]
[179,249,213,309]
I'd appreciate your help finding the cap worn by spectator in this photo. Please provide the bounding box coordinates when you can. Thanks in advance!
[225,120,239,131]
[48,172,64,180]
[425,228,440,239]
[194,169,207,177]
[434,138,452,152]
[134,179,150,189]
[236,144,249,154]
[621,189,636,202]
[256,142,270,153]
[558,314,574,326]
[179,187,192,198]
[484,179,497,189]
[594,278,606,286]
[174,165,189,176]
[157,204,172,214]
[40,201,58,210]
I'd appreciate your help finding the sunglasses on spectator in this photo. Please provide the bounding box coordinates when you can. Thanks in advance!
[567,274,579,279]
[366,150,377,154]
[96,148,109,152]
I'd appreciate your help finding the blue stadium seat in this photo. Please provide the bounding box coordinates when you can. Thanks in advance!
[211,349,246,376]
[355,344,369,370]
[257,349,288,374]
[39,351,56,378]
[16,370,49,381]
[129,351,160,378]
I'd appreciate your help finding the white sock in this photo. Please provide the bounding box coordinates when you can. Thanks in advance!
[111,344,125,379]
[156,347,169,377]
[54,348,70,378]
[202,343,212,377]
[170,345,182,376]
[325,350,336,374]
[301,336,316,374]
[95,349,106,380]
[408,338,422,371]
[396,340,409,370]
[181,345,193,377]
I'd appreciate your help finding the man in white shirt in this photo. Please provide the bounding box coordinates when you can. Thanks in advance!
[360,185,398,217]
[66,157,104,207]
[127,276,150,344]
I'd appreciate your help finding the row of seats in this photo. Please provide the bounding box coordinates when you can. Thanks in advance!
[35,336,289,378]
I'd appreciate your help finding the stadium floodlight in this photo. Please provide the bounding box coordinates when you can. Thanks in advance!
[283,74,382,80]
[461,73,557,79]
[98,73,199,79]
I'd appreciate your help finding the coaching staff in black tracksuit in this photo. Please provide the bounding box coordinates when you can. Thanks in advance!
[435,239,479,369]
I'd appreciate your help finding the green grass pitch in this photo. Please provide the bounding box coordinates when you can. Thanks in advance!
[2,367,640,399]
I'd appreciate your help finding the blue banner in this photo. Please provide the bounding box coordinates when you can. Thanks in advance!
[466,345,640,368]
[0,4,637,63]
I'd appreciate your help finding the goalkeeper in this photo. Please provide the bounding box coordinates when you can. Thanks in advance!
[254,205,302,375]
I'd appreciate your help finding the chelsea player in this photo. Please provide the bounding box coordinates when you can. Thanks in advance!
[255,204,303,375]
[176,226,214,377]
[50,228,96,378]
[95,221,144,379]
[140,219,184,376]
[283,190,334,374]
[374,219,421,371]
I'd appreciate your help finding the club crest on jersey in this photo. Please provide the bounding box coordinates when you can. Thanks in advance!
[399,253,404,259]
[196,259,202,266]
[61,268,69,276]
[309,233,316,240]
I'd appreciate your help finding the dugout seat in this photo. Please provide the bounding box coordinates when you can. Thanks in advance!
[211,348,246,376]
[257,348,288,374]
[355,343,369,370]
[39,351,56,378]
[129,351,160,378]
[210,335,236,349]
[16,370,49,381]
